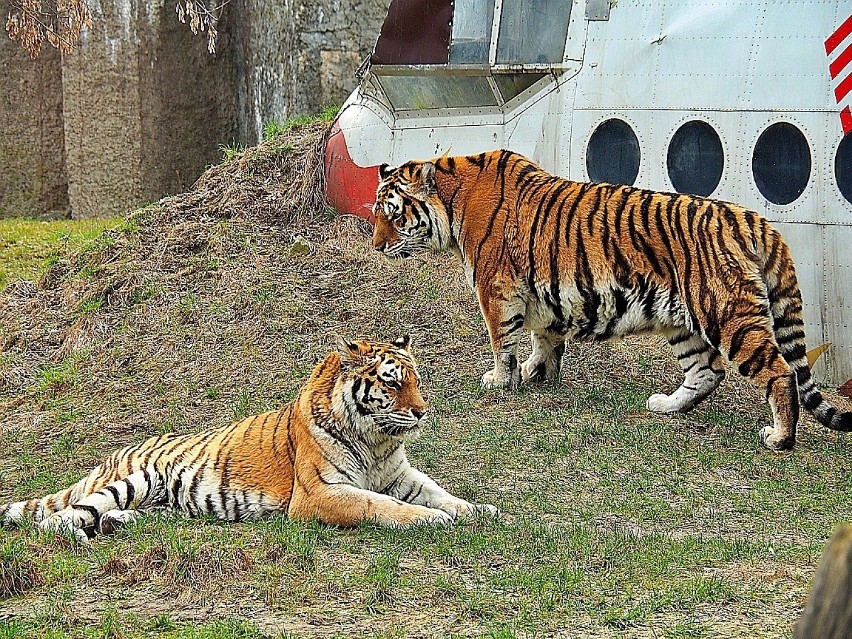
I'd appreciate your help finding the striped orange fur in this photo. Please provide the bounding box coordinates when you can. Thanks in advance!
[371,149,851,451]
[0,337,496,540]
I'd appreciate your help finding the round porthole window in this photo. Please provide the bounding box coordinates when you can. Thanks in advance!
[836,133,852,205]
[752,122,811,205]
[667,121,724,197]
[586,118,640,185]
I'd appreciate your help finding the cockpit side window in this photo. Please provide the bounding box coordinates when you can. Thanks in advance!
[449,0,495,63]
[496,0,572,64]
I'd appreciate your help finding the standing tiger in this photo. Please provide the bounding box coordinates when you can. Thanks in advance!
[371,149,852,451]
[0,337,497,540]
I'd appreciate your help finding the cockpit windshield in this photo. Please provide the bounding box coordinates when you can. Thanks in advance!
[367,0,573,113]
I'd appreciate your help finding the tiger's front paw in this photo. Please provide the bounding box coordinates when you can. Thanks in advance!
[646,393,680,413]
[759,426,795,451]
[520,359,540,383]
[521,358,560,384]
[481,369,506,389]
[377,505,453,528]
[408,508,454,527]
[481,369,520,390]
[97,509,140,535]
[434,499,500,521]
[462,503,500,520]
[39,511,90,543]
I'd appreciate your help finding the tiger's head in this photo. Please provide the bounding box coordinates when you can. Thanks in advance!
[335,335,428,440]
[372,161,452,258]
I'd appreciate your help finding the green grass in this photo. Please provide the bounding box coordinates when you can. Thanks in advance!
[1,209,848,636]
[32,355,84,395]
[221,105,340,163]
[0,616,269,638]
[2,373,842,635]
[262,105,340,141]
[219,142,246,162]
[0,217,120,290]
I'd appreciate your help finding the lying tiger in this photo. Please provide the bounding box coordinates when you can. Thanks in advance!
[0,337,496,541]
[371,149,851,451]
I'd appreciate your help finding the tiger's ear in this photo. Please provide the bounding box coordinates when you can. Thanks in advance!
[335,335,360,361]
[420,162,436,194]
[392,335,411,351]
[379,163,395,180]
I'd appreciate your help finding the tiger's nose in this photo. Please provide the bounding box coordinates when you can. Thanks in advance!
[411,408,426,420]
[373,239,387,252]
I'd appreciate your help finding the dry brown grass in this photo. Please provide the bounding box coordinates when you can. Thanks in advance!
[0,120,335,421]
[114,542,254,591]
[0,551,42,598]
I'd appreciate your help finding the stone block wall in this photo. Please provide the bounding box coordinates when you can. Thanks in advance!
[0,36,69,218]
[0,0,389,218]
[243,0,389,142]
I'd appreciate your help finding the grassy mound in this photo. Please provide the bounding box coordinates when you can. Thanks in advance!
[1,120,851,638]
[0,120,331,403]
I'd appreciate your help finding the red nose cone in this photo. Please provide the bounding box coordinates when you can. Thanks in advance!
[324,120,379,223]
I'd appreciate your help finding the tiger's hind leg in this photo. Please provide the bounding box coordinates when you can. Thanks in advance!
[521,331,566,383]
[718,311,798,450]
[97,509,142,535]
[647,330,725,413]
[40,470,164,541]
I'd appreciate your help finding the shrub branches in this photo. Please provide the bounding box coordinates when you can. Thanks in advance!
[176,0,226,54]
[5,0,92,58]
[5,0,225,57]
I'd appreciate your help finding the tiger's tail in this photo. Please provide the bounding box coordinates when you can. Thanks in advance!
[763,226,852,432]
[0,485,78,526]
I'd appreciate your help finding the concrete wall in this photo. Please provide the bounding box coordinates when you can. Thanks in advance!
[0,0,389,218]
[0,36,69,218]
[243,0,389,143]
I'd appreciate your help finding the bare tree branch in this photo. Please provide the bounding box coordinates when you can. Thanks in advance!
[5,0,227,58]
[175,0,228,54]
[6,0,92,58]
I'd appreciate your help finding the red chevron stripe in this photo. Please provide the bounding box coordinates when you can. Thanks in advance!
[826,14,852,55]
[830,42,852,79]
[836,73,852,103]
[842,106,852,136]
